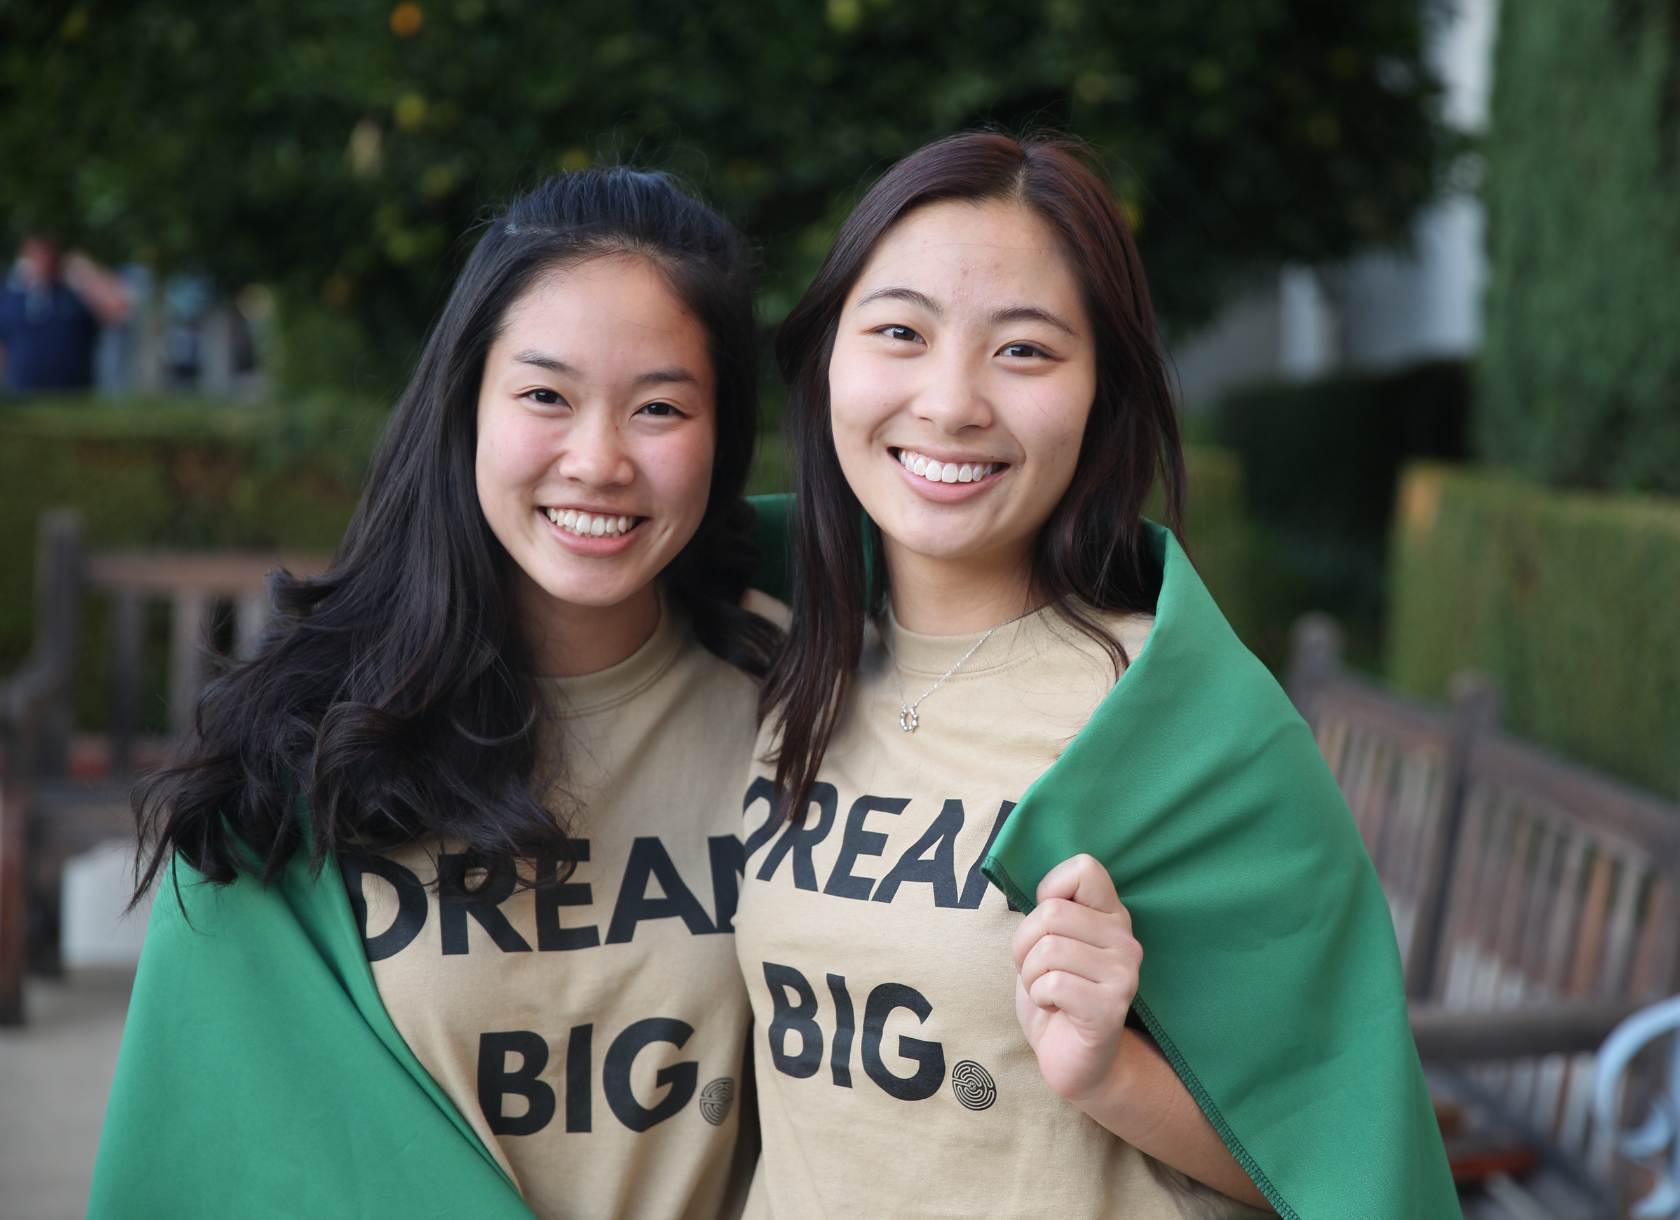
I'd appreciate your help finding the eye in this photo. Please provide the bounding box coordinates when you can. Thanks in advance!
[520,388,565,406]
[998,341,1051,360]
[874,324,924,345]
[637,400,686,418]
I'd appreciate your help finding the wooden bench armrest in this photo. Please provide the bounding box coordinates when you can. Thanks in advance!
[1410,998,1645,1062]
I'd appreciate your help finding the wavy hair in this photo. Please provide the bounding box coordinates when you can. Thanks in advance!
[134,167,774,900]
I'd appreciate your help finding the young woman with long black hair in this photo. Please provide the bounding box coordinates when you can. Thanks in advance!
[93,168,776,1219]
[739,133,1457,1219]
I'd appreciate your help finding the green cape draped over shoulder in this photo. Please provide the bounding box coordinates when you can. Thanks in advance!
[89,842,530,1218]
[980,522,1459,1219]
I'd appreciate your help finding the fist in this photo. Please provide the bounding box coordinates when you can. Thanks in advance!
[1009,853,1143,1105]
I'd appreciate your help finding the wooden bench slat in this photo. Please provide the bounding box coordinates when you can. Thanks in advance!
[167,590,210,740]
[1627,880,1677,999]
[110,589,143,778]
[1598,850,1647,1001]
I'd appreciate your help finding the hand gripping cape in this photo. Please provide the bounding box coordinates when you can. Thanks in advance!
[978,522,1460,1220]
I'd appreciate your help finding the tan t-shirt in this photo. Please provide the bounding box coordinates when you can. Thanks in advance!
[735,604,1260,1219]
[344,604,758,1220]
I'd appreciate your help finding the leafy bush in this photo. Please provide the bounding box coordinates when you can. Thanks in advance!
[1476,3,1680,493]
[1,2,1445,392]
[1388,463,1680,798]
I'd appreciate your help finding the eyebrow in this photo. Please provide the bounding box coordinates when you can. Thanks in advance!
[852,289,1078,337]
[990,305,1078,337]
[512,350,700,388]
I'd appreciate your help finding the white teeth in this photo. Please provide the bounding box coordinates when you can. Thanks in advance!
[546,509,637,538]
[895,448,1002,485]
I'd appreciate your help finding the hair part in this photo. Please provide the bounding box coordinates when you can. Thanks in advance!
[762,131,1186,819]
[134,166,775,903]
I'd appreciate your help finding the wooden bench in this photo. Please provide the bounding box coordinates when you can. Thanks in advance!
[1288,614,1680,1219]
[0,511,327,1024]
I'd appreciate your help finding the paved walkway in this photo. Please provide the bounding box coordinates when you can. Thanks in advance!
[0,971,133,1219]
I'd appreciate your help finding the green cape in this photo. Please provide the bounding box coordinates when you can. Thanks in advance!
[981,524,1459,1219]
[89,847,531,1218]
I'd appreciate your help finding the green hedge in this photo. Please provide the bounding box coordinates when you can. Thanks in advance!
[1477,3,1680,493]
[1215,360,1468,537]
[1174,446,1264,663]
[1387,463,1680,799]
[1212,359,1469,670]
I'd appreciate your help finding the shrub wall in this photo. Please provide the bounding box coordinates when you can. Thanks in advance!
[1213,358,1469,669]
[1388,463,1680,799]
[1476,3,1680,493]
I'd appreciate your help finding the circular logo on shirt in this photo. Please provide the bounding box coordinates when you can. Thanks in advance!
[699,1077,736,1126]
[950,1060,997,1112]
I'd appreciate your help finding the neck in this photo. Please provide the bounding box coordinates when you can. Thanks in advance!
[884,541,1037,635]
[516,577,661,677]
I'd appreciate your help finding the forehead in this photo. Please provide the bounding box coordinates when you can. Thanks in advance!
[849,198,1081,313]
[496,256,710,364]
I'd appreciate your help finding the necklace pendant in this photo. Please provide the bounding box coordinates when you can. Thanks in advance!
[898,705,919,733]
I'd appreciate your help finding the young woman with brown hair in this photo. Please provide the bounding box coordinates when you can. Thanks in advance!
[737,132,1456,1219]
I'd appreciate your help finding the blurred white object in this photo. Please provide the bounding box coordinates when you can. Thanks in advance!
[61,838,150,969]
[1593,995,1680,1219]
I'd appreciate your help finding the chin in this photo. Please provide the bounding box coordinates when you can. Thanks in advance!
[883,530,992,565]
[532,568,653,613]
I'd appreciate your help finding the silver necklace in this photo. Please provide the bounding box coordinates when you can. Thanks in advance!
[892,608,1033,733]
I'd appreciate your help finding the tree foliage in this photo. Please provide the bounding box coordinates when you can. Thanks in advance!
[1476,1,1680,493]
[1,0,1445,394]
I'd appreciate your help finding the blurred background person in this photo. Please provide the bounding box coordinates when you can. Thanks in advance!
[0,234,130,395]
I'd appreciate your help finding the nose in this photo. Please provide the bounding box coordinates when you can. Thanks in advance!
[555,412,634,488]
[913,348,995,435]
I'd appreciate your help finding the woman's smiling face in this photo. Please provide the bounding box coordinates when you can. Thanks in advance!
[827,197,1096,581]
[474,254,716,640]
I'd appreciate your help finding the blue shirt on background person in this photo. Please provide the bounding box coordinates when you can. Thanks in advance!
[0,237,130,395]
[0,272,101,392]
